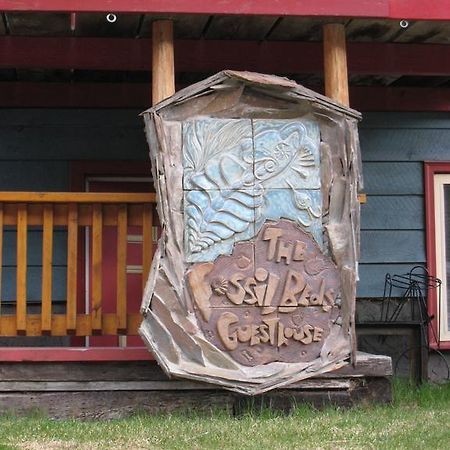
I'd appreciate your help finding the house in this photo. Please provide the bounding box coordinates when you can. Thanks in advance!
[0,1,448,417]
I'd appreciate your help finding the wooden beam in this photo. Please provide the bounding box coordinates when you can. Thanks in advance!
[0,82,448,111]
[0,0,448,21]
[0,192,156,203]
[323,23,349,106]
[152,20,175,105]
[1,37,449,76]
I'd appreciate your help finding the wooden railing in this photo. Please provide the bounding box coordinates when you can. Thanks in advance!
[0,192,157,337]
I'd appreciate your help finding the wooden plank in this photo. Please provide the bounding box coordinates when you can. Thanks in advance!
[91,204,103,333]
[204,16,278,40]
[0,352,391,379]
[360,112,450,129]
[0,361,161,381]
[2,229,67,266]
[1,82,449,112]
[0,108,143,127]
[361,129,450,162]
[66,204,78,332]
[357,263,425,297]
[41,204,53,333]
[142,204,153,292]
[346,18,400,42]
[0,313,142,337]
[0,192,156,203]
[2,37,450,76]
[360,195,424,230]
[359,112,450,133]
[0,125,147,160]
[0,161,68,191]
[323,23,349,106]
[2,203,150,227]
[116,204,127,332]
[0,1,449,21]
[0,391,233,419]
[0,346,151,362]
[0,378,356,392]
[360,230,425,264]
[152,20,175,105]
[363,162,423,195]
[16,204,27,335]
[1,267,67,305]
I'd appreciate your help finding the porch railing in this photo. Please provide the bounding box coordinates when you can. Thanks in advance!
[0,192,157,337]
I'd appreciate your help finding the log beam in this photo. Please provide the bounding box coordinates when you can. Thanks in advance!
[152,20,175,105]
[323,23,349,106]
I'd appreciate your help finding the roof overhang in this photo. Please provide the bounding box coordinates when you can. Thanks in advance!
[0,0,449,21]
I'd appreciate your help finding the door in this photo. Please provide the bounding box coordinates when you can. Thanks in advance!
[83,176,157,348]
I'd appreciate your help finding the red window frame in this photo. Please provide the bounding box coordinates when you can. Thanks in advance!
[424,161,450,350]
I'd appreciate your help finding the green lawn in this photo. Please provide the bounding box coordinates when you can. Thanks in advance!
[0,380,449,450]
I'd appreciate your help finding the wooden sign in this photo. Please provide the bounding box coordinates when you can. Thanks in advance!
[140,71,362,395]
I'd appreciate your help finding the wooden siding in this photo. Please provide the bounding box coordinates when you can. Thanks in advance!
[358,112,450,297]
[0,110,449,300]
[0,109,148,305]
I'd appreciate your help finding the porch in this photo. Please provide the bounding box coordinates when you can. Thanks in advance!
[0,191,156,361]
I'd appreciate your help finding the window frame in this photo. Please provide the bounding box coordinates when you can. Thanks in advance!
[424,161,450,349]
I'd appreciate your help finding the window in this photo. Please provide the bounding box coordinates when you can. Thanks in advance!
[425,162,450,349]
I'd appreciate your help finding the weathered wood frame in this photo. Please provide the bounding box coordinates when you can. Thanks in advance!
[140,70,363,394]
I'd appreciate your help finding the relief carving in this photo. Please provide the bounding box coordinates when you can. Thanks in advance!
[186,220,340,366]
[183,119,323,262]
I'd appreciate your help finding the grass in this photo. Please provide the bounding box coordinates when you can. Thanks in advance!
[0,380,448,450]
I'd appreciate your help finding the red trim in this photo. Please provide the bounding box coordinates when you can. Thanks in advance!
[1,82,449,112]
[424,162,450,350]
[1,38,450,76]
[70,161,152,191]
[0,0,449,20]
[350,87,450,112]
[0,347,153,362]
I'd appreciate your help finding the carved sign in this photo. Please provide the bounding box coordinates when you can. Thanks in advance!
[187,220,340,366]
[139,71,362,395]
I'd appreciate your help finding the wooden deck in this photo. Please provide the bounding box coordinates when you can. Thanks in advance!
[0,352,392,418]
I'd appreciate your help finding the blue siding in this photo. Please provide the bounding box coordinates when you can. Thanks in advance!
[0,109,148,304]
[358,112,450,297]
[0,110,449,300]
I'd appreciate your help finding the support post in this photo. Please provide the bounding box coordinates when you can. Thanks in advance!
[323,23,349,107]
[152,20,175,105]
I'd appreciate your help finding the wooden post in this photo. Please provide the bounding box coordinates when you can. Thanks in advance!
[152,19,175,105]
[323,23,349,107]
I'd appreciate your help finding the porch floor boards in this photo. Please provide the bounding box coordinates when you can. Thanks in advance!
[0,352,392,418]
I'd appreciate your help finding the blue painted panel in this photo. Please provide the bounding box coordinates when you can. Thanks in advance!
[361,195,424,230]
[0,161,69,191]
[1,266,67,303]
[357,263,425,298]
[360,112,450,129]
[360,230,425,264]
[0,109,143,127]
[2,230,67,266]
[360,129,450,162]
[0,126,147,161]
[363,162,423,195]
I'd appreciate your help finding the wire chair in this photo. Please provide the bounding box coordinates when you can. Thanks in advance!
[381,266,449,380]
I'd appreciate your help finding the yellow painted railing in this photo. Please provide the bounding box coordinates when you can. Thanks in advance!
[0,192,157,337]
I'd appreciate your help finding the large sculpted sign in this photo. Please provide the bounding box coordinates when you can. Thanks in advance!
[188,220,340,367]
[140,71,362,394]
